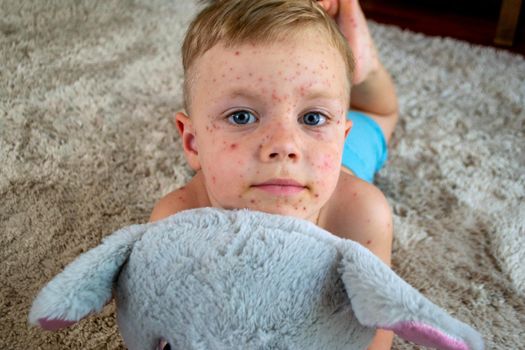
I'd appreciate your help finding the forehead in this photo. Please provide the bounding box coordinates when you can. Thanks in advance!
[188,30,349,106]
[199,29,344,72]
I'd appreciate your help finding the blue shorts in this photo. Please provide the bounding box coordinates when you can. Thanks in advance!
[342,111,388,183]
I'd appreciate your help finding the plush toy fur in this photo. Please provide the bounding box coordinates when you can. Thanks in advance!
[30,208,483,349]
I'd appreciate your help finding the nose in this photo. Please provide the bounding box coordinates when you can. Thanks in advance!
[259,125,301,162]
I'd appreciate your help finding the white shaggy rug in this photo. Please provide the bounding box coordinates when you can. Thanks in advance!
[1,0,524,348]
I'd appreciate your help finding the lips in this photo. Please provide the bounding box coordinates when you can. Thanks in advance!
[252,179,306,195]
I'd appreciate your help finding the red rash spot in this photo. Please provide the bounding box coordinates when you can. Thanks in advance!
[353,192,358,197]
[314,194,320,198]
[212,176,217,184]
[303,207,307,211]
[250,199,256,204]
[315,133,325,141]
[235,51,240,56]
[366,240,372,245]
[230,143,237,150]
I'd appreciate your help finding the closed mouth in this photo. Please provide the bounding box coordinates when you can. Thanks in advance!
[252,179,306,195]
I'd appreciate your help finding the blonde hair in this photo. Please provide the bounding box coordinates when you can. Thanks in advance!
[182,0,354,112]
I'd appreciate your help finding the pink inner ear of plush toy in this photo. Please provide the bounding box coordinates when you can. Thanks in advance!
[385,321,469,350]
[38,318,76,331]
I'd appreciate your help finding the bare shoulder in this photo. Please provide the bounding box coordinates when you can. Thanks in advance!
[149,172,209,222]
[320,171,393,265]
[149,187,195,222]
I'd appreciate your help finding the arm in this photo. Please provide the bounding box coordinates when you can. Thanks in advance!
[323,173,394,350]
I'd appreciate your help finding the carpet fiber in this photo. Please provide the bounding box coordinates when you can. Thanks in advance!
[1,0,524,348]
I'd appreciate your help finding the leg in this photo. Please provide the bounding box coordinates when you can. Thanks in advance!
[343,111,390,183]
[351,64,399,144]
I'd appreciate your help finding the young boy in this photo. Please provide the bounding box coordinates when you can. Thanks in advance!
[151,0,398,348]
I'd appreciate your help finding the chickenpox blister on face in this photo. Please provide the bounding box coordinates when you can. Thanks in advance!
[186,32,349,222]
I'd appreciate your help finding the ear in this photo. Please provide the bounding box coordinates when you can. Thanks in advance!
[337,240,484,350]
[29,224,147,330]
[175,111,201,171]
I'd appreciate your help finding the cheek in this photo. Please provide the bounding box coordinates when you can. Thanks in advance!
[221,142,246,165]
[308,150,341,173]
[198,120,230,150]
[323,153,340,171]
[203,139,251,180]
[307,149,342,196]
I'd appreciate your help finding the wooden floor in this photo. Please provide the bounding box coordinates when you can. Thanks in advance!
[361,0,525,56]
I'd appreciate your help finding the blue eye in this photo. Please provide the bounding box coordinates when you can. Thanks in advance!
[228,110,257,125]
[302,112,326,126]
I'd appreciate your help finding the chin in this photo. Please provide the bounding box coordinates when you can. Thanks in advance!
[250,204,317,223]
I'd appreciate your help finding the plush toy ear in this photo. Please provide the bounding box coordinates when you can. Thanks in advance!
[29,223,147,330]
[337,239,484,350]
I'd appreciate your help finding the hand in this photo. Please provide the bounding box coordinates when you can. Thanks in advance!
[317,0,380,85]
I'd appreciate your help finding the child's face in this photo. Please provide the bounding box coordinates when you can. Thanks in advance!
[177,29,351,223]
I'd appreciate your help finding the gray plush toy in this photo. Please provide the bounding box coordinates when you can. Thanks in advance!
[30,208,483,350]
